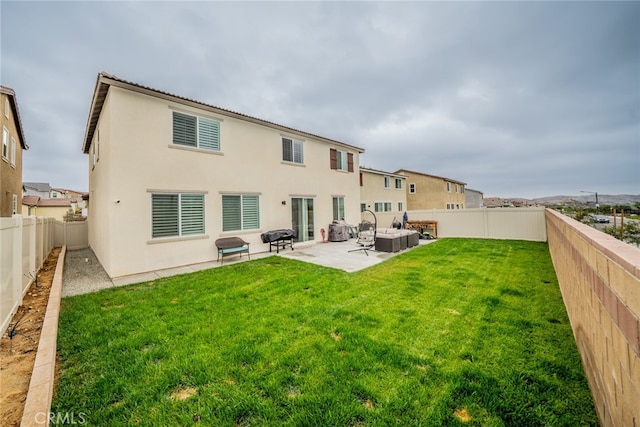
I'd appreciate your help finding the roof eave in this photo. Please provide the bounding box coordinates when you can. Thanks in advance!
[82,72,365,154]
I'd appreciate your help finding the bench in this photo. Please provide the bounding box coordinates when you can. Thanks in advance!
[215,237,250,265]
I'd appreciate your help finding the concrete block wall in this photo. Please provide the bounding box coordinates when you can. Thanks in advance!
[546,209,640,426]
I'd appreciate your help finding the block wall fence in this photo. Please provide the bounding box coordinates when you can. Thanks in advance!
[546,209,640,426]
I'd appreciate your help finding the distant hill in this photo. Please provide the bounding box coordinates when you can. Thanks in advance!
[529,194,640,206]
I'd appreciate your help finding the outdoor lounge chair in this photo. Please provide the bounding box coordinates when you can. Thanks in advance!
[349,209,377,256]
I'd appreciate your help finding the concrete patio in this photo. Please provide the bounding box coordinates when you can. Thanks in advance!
[62,238,436,297]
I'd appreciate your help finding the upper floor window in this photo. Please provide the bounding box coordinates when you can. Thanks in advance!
[395,178,402,189]
[283,137,303,164]
[329,148,354,172]
[455,184,459,193]
[4,99,9,118]
[2,127,8,159]
[222,194,260,232]
[173,111,220,151]
[384,176,391,188]
[409,183,416,193]
[447,182,451,192]
[10,137,16,166]
[152,193,205,238]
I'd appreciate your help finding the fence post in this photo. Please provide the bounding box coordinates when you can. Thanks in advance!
[12,215,23,305]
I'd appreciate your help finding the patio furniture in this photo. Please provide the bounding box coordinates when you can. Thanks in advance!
[261,229,296,253]
[215,237,250,265]
[328,222,350,242]
[349,209,377,256]
[405,220,438,239]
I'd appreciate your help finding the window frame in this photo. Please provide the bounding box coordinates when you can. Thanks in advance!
[282,137,304,164]
[172,111,221,152]
[409,183,416,194]
[151,192,206,239]
[332,196,345,221]
[222,194,260,232]
[395,178,403,189]
[374,201,393,213]
[10,136,16,166]
[384,176,391,188]
[2,127,8,160]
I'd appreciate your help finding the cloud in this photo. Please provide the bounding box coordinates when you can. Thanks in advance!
[1,1,638,199]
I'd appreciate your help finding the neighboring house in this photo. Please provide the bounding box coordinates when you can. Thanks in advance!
[465,188,484,208]
[484,197,511,208]
[395,169,467,210]
[0,86,28,217]
[359,167,407,216]
[21,195,74,221]
[82,72,364,278]
[23,182,52,199]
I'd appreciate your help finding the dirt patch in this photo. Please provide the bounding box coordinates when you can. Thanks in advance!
[454,407,472,422]
[0,247,61,427]
[169,386,198,401]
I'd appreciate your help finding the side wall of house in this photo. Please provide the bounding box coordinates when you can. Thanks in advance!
[402,171,465,210]
[0,93,24,217]
[546,209,640,426]
[92,87,361,278]
[87,90,114,276]
[359,171,406,217]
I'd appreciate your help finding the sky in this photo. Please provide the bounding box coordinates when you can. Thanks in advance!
[1,1,638,200]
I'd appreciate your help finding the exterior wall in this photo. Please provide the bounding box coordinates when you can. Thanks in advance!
[465,188,484,208]
[546,209,640,426]
[25,206,70,222]
[89,86,362,278]
[397,170,465,210]
[0,93,24,217]
[359,169,407,220]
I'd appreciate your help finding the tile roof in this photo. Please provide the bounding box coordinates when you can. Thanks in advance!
[395,168,467,185]
[360,166,407,178]
[23,182,52,192]
[21,195,40,206]
[83,72,365,155]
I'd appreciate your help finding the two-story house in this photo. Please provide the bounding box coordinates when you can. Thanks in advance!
[359,167,407,223]
[0,86,28,217]
[23,182,52,199]
[82,73,364,278]
[395,169,466,210]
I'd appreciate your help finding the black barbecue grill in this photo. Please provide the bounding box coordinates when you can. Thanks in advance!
[260,229,296,253]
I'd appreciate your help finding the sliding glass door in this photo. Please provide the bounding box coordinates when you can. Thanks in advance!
[291,197,314,242]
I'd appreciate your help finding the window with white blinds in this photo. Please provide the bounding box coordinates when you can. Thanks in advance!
[173,111,220,151]
[222,195,260,232]
[282,137,303,164]
[152,193,204,238]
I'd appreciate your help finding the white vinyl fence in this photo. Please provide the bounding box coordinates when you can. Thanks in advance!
[0,215,88,336]
[368,207,547,242]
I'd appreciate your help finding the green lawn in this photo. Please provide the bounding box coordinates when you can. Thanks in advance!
[53,239,597,426]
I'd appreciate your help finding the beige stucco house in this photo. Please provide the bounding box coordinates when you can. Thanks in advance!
[0,86,28,217]
[395,169,466,210]
[359,167,407,225]
[82,72,364,278]
[21,196,74,221]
